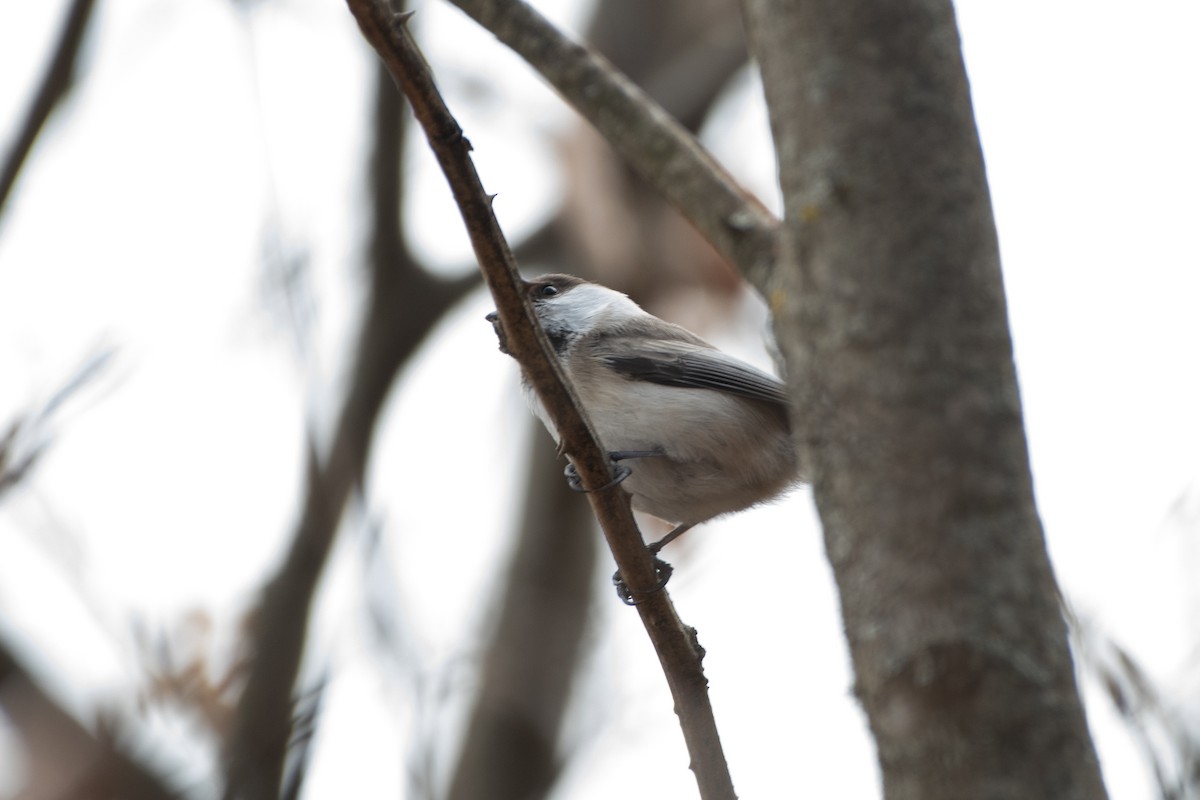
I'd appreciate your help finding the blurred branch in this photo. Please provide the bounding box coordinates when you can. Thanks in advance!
[0,0,97,221]
[444,0,780,288]
[1076,616,1200,800]
[221,52,479,800]
[585,0,746,131]
[637,24,747,132]
[557,0,749,309]
[0,637,179,800]
[345,5,735,798]
[0,348,114,502]
[278,675,326,800]
[446,427,597,800]
[0,418,43,500]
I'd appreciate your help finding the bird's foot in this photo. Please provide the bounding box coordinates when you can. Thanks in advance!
[613,557,674,606]
[563,449,664,493]
[563,460,631,493]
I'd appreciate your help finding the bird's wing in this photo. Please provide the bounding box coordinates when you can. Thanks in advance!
[603,343,789,407]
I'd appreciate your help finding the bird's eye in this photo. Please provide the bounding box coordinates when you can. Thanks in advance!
[539,285,559,297]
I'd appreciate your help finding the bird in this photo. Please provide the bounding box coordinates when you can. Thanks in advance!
[487,274,801,559]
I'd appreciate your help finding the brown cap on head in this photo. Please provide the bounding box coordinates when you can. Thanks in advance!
[525,274,587,298]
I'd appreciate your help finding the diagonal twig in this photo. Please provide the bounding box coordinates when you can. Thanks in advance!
[0,637,179,800]
[345,4,736,797]
[0,0,97,220]
[444,0,779,288]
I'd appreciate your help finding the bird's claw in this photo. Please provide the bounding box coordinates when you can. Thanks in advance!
[613,557,673,606]
[564,459,632,493]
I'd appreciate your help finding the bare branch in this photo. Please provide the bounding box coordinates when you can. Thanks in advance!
[1075,615,1200,800]
[345,4,736,797]
[0,0,97,220]
[0,348,114,501]
[446,3,747,792]
[0,419,43,500]
[446,431,597,800]
[444,0,779,288]
[0,637,179,800]
[221,57,478,800]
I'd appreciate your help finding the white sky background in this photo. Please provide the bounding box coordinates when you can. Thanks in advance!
[0,0,1198,798]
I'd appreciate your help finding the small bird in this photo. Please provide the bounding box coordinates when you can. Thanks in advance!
[488,274,801,558]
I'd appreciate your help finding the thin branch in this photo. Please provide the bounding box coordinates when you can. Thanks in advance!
[0,348,114,500]
[0,637,179,800]
[345,5,736,797]
[0,0,97,220]
[1075,615,1200,800]
[446,1,747,791]
[444,0,779,288]
[221,56,478,800]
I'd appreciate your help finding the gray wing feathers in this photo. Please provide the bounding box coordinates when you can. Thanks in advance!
[605,350,789,407]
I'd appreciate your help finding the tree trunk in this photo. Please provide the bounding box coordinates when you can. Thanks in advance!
[741,1,1109,797]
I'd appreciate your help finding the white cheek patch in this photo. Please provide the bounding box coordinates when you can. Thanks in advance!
[540,284,643,336]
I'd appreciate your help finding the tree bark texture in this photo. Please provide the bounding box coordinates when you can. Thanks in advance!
[741,1,1109,798]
